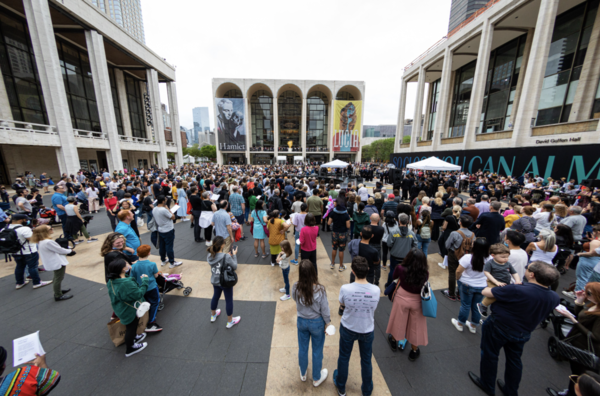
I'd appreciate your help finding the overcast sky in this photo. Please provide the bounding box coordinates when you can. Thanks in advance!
[147,0,451,131]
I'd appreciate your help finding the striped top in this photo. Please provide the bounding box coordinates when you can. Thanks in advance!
[0,365,61,396]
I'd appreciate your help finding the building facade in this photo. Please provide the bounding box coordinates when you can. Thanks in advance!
[395,0,600,181]
[363,125,397,138]
[448,0,489,33]
[0,0,183,183]
[192,107,210,132]
[91,0,145,43]
[212,79,365,165]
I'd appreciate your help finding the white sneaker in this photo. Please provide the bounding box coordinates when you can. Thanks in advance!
[313,368,328,387]
[562,291,576,299]
[206,240,213,247]
[169,261,183,269]
[465,320,477,334]
[226,316,241,328]
[299,366,306,382]
[161,260,168,267]
[451,318,463,332]
[280,294,291,301]
[135,333,147,342]
[438,262,447,269]
[125,342,147,357]
[271,262,275,266]
[211,309,221,323]
[279,288,286,293]
[15,280,30,289]
[33,280,53,289]
[182,218,190,222]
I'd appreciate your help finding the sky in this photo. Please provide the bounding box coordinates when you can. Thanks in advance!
[147,0,452,131]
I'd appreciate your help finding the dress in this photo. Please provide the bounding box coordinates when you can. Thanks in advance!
[176,188,188,217]
[252,209,268,239]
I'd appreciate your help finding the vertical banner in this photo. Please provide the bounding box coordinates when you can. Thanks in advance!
[333,100,362,152]
[215,98,246,151]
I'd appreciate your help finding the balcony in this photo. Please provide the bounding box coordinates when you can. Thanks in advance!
[440,135,464,145]
[119,135,158,152]
[250,146,274,152]
[278,146,302,152]
[0,119,60,146]
[417,140,432,147]
[306,147,329,152]
[73,129,109,149]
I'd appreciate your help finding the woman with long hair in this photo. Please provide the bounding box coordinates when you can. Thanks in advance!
[526,228,558,265]
[199,191,218,246]
[300,213,320,274]
[100,232,136,284]
[439,205,461,257]
[249,200,269,258]
[176,181,189,221]
[207,236,240,328]
[555,223,575,248]
[554,204,569,223]
[267,210,290,266]
[548,282,600,396]
[451,238,490,333]
[533,203,555,232]
[106,258,149,357]
[293,259,330,386]
[386,249,429,361]
[416,210,433,257]
[430,192,445,241]
[32,225,74,302]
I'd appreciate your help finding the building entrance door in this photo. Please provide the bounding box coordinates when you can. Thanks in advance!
[97,151,108,171]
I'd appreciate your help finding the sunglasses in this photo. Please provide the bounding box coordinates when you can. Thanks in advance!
[570,374,580,384]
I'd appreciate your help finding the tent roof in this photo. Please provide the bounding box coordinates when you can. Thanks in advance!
[320,159,349,168]
[406,156,461,171]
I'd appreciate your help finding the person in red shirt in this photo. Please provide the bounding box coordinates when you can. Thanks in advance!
[104,191,119,231]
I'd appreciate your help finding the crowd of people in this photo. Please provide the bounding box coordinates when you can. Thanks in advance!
[2,162,600,396]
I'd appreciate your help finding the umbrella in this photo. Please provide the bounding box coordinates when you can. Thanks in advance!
[406,156,461,171]
[320,159,349,168]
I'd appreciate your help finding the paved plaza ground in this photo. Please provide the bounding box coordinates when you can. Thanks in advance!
[0,185,575,395]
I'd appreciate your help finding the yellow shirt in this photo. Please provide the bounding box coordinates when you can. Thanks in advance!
[171,186,178,200]
[505,213,522,228]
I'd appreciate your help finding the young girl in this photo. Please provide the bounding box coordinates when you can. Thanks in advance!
[276,240,293,301]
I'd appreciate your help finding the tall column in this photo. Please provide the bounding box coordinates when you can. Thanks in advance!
[410,66,426,151]
[569,6,600,122]
[85,30,123,172]
[0,73,13,121]
[510,28,535,127]
[166,82,184,166]
[244,97,251,165]
[395,78,408,152]
[329,96,335,161]
[422,84,433,140]
[114,69,132,137]
[432,47,453,151]
[146,69,168,168]
[357,85,365,164]
[23,0,79,175]
[512,0,560,146]
[273,96,279,163]
[464,19,494,149]
[301,96,307,161]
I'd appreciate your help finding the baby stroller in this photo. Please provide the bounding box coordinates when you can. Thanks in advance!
[38,207,58,225]
[545,298,576,360]
[155,273,192,311]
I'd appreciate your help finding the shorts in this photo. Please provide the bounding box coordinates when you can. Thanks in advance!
[332,231,347,252]
[235,215,244,225]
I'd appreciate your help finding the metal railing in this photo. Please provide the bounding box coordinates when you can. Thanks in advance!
[166,142,176,147]
[119,135,156,144]
[0,119,57,134]
[74,129,106,139]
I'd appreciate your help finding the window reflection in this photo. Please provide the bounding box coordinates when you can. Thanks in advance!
[306,91,328,148]
[251,90,273,148]
[278,90,301,147]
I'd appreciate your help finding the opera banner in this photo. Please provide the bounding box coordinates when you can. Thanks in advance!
[390,144,600,182]
[215,98,245,151]
[333,100,362,152]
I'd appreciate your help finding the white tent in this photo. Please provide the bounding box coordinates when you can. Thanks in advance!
[407,156,461,171]
[320,159,349,168]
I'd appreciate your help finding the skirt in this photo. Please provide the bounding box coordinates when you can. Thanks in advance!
[177,197,188,217]
[270,244,281,255]
[386,286,428,347]
[64,215,83,237]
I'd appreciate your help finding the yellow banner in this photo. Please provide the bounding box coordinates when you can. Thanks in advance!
[332,100,362,152]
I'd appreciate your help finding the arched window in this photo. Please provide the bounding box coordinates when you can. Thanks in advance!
[306,91,328,148]
[251,90,273,147]
[336,91,355,100]
[223,89,242,98]
[278,90,301,147]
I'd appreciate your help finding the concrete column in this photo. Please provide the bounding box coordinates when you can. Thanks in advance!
[244,97,251,164]
[395,78,408,152]
[146,69,168,168]
[166,82,184,166]
[432,47,454,152]
[357,85,365,164]
[273,95,279,162]
[510,28,535,127]
[329,91,335,161]
[464,19,494,149]
[0,74,13,121]
[410,66,426,151]
[512,0,560,146]
[422,83,433,141]
[569,6,600,121]
[85,30,123,172]
[301,97,307,161]
[23,0,79,175]
[139,81,154,141]
[114,69,132,137]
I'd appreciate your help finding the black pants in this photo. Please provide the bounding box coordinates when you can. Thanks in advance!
[448,250,459,297]
[203,225,213,241]
[381,243,389,267]
[125,316,140,353]
[568,360,587,395]
[107,213,117,231]
[386,256,403,287]
[301,249,317,275]
[192,210,202,241]
[99,188,106,205]
[402,188,409,201]
[432,219,444,241]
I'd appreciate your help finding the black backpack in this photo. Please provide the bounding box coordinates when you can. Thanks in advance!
[0,225,24,259]
[219,256,238,288]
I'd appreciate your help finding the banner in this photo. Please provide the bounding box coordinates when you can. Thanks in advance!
[215,98,245,151]
[333,100,362,152]
[390,144,600,183]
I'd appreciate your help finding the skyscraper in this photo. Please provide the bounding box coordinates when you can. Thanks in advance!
[192,107,210,145]
[91,0,146,43]
[448,0,488,33]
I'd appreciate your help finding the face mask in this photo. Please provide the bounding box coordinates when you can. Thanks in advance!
[504,242,509,247]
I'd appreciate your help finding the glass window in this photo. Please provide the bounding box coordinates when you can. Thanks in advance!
[278,90,301,147]
[449,60,476,137]
[427,79,441,140]
[223,89,242,98]
[108,67,123,135]
[250,90,273,148]
[306,91,329,148]
[0,9,47,124]
[336,91,355,100]
[124,73,146,138]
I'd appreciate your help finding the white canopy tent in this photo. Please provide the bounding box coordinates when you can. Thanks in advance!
[407,156,461,171]
[320,159,349,168]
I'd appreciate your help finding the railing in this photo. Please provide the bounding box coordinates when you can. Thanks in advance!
[74,129,106,139]
[119,135,156,144]
[166,142,176,147]
[0,119,57,134]
[306,147,329,152]
[278,146,302,152]
[250,146,274,152]
[403,0,501,72]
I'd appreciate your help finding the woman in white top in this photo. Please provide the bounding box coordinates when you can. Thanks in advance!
[86,183,100,213]
[419,196,432,216]
[357,184,369,202]
[32,225,73,301]
[533,203,555,232]
[451,238,490,333]
[526,228,558,265]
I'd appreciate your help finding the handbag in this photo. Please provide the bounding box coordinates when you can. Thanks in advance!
[255,210,269,237]
[136,217,144,227]
[107,311,149,347]
[219,255,238,288]
[384,279,402,302]
[554,333,600,371]
[421,281,438,318]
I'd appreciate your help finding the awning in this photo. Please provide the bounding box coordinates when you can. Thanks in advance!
[407,156,461,171]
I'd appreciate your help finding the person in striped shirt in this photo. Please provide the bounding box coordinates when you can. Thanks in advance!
[0,346,61,396]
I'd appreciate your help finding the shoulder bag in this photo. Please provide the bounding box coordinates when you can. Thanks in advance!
[384,279,401,302]
[256,211,269,237]
[219,255,238,288]
[553,332,600,371]
[421,281,438,318]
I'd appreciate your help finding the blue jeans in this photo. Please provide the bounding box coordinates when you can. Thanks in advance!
[458,283,484,325]
[297,316,325,381]
[146,211,153,224]
[211,285,233,316]
[479,315,531,395]
[14,252,40,285]
[334,324,374,396]
[244,206,250,223]
[416,234,431,257]
[282,267,290,295]
[294,230,300,261]
[158,229,175,263]
[144,286,160,323]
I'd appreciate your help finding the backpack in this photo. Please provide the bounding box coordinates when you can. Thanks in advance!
[455,230,474,259]
[0,225,24,259]
[219,255,238,288]
[419,221,431,240]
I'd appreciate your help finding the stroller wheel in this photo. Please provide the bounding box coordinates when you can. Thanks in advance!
[183,287,192,297]
[158,302,165,311]
[540,318,549,329]
[548,337,561,360]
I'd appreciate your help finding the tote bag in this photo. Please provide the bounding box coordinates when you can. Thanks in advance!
[421,281,438,318]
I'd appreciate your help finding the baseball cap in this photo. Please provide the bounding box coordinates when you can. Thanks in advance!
[12,214,30,221]
[388,194,395,199]
[385,210,395,219]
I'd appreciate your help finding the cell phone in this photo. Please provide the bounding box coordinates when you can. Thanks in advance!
[232,245,238,251]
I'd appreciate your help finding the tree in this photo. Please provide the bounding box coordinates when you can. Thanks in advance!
[361,138,395,162]
[200,145,216,159]
[402,135,411,144]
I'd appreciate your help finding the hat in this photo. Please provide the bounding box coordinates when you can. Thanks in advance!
[388,194,395,199]
[12,214,30,221]
[479,186,484,190]
[385,210,395,218]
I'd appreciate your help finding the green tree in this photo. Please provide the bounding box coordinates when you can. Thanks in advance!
[200,145,216,159]
[402,135,411,144]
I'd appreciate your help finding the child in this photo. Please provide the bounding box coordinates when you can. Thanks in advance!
[477,243,521,318]
[131,245,163,333]
[0,185,8,203]
[276,240,292,301]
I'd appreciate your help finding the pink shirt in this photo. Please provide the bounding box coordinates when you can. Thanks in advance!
[503,209,515,218]
[300,225,318,251]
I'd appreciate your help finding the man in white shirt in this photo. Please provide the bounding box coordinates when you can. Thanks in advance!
[475,195,490,215]
[358,184,369,202]
[10,214,51,289]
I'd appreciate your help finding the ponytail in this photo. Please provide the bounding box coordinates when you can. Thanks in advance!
[207,236,225,256]
[269,210,279,225]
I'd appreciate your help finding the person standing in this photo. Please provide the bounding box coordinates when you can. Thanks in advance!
[229,186,246,240]
[300,213,319,274]
[104,190,120,232]
[307,189,323,234]
[293,259,330,387]
[10,214,52,290]
[291,203,308,264]
[152,196,183,269]
[333,257,380,396]
[131,245,162,333]
[115,209,141,260]
[249,200,268,258]
[32,225,72,301]
[51,185,69,236]
[383,213,417,285]
[266,210,290,266]
[471,201,505,245]
[468,261,560,395]
[189,188,203,242]
[212,200,235,254]
[328,199,351,272]
[443,215,475,301]
[368,214,385,276]
[207,236,241,328]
